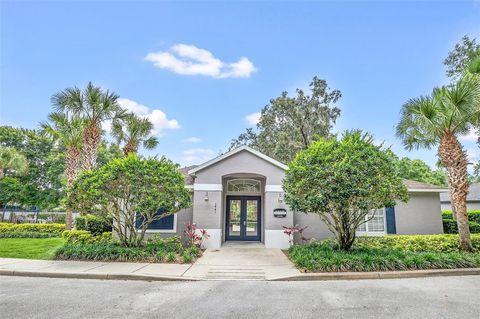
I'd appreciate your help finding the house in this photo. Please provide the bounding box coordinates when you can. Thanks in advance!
[440,183,480,211]
[146,146,448,249]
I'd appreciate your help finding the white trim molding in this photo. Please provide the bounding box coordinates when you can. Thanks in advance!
[188,145,288,175]
[194,184,223,191]
[265,185,283,192]
[264,230,290,249]
[408,188,449,193]
[199,229,222,249]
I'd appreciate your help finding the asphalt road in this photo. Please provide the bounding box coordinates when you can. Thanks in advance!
[0,276,479,319]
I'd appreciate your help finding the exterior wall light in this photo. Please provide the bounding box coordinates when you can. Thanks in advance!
[278,193,284,203]
[204,192,209,202]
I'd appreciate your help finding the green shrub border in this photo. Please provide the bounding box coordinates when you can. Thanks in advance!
[0,223,65,238]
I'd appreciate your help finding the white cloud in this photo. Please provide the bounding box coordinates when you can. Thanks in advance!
[467,148,480,163]
[182,148,216,165]
[145,44,256,79]
[460,128,478,142]
[114,98,180,135]
[184,137,202,143]
[245,112,261,125]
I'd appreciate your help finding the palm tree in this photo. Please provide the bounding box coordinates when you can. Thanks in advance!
[0,146,27,179]
[41,112,85,229]
[396,75,480,251]
[111,113,159,156]
[51,82,125,171]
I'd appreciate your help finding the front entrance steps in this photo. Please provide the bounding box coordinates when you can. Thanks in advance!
[221,241,265,248]
[182,246,300,280]
[205,265,266,280]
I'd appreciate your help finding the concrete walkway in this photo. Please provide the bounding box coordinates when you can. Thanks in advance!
[183,244,300,280]
[0,244,300,281]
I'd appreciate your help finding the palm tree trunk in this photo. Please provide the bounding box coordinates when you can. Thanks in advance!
[438,133,473,252]
[122,140,137,157]
[81,122,101,170]
[65,147,81,230]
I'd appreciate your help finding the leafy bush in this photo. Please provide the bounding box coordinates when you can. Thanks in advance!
[353,234,480,253]
[62,230,112,245]
[443,219,480,234]
[442,210,480,227]
[288,241,480,272]
[0,223,64,238]
[56,235,201,263]
[74,215,112,236]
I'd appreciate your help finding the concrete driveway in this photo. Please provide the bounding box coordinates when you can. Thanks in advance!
[183,243,300,280]
[1,275,479,319]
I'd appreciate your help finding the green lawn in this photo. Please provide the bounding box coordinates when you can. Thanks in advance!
[0,238,65,260]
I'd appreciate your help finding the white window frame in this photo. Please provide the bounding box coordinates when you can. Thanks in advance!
[356,208,387,236]
[226,178,261,194]
[134,213,178,234]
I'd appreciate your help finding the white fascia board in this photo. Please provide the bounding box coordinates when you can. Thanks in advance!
[408,188,449,193]
[194,184,223,191]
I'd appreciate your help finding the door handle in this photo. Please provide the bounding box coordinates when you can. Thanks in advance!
[243,220,246,226]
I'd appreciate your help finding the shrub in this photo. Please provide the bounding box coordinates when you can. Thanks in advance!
[443,219,480,234]
[353,234,480,253]
[0,223,64,238]
[75,215,112,236]
[288,241,480,272]
[62,230,112,245]
[56,235,201,263]
[442,210,480,228]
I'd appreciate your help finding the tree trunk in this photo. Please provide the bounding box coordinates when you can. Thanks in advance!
[122,140,137,157]
[81,122,101,171]
[0,167,4,179]
[65,147,81,230]
[438,133,472,252]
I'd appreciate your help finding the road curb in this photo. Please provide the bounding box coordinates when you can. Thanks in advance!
[0,269,197,282]
[271,268,480,281]
[2,267,480,282]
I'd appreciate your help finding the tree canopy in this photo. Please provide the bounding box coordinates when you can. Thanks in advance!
[444,35,480,80]
[68,154,191,247]
[283,131,408,251]
[392,155,447,186]
[230,76,341,163]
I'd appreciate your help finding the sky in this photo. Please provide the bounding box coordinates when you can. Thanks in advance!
[1,0,479,168]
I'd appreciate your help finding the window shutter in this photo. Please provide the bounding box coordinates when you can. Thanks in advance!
[385,207,397,234]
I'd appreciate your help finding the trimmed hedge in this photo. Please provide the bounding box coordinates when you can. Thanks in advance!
[353,234,480,253]
[75,215,112,236]
[0,223,65,238]
[441,211,480,234]
[288,242,480,272]
[62,230,112,245]
[442,210,480,224]
[443,219,480,234]
[56,235,201,263]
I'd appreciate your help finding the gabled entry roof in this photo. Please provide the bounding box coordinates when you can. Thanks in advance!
[188,145,288,175]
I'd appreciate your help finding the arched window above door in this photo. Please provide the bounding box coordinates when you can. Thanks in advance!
[226,179,261,193]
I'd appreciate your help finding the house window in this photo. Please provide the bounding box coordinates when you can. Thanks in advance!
[357,208,386,234]
[135,209,177,233]
[227,179,261,193]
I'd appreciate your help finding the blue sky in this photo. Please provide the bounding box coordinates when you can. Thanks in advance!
[1,1,479,167]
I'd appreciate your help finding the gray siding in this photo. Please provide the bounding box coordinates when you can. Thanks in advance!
[395,192,444,235]
[441,202,480,211]
[194,150,285,184]
[294,212,332,240]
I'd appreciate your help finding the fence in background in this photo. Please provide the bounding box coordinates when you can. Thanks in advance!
[0,207,78,224]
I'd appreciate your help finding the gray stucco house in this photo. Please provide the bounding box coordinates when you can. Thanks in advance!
[146,146,448,249]
[440,183,480,211]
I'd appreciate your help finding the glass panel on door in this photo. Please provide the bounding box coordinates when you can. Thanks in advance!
[228,199,241,237]
[245,199,258,237]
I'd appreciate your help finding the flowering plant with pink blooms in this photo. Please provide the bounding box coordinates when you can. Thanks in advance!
[283,225,309,245]
[184,222,210,247]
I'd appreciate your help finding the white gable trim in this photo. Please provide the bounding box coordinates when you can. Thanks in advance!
[188,145,288,175]
[408,188,449,193]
